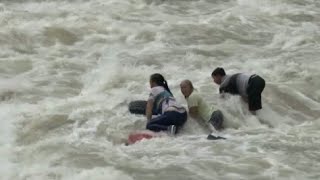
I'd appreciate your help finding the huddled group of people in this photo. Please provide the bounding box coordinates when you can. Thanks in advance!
[144,67,265,136]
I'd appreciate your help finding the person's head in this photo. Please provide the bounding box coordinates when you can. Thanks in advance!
[211,67,226,85]
[180,80,194,98]
[149,73,172,95]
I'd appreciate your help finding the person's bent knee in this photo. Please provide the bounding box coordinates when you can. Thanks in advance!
[209,110,224,131]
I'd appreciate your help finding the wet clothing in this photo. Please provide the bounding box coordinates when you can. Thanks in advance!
[208,110,224,130]
[219,73,265,111]
[186,91,224,131]
[186,92,213,123]
[148,86,185,114]
[146,111,187,133]
[247,75,265,111]
[146,86,187,133]
[219,73,250,97]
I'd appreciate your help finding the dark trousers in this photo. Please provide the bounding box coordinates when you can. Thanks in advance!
[146,111,187,133]
[247,75,265,111]
[209,110,224,131]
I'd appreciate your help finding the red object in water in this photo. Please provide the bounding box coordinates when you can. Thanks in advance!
[127,131,157,145]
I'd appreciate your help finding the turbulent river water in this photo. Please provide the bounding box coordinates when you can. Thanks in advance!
[1,0,320,179]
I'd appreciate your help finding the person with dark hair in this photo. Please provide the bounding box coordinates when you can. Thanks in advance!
[211,67,226,77]
[211,67,265,113]
[180,80,224,131]
[145,73,187,135]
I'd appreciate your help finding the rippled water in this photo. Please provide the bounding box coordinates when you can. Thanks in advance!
[1,0,320,179]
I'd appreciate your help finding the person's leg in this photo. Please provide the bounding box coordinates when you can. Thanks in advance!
[172,111,187,127]
[146,111,187,134]
[256,76,265,93]
[247,76,265,111]
[207,110,226,140]
[172,111,187,134]
[208,110,224,131]
[146,113,171,132]
[162,111,187,134]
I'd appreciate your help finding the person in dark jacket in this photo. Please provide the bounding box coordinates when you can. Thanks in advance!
[211,67,265,113]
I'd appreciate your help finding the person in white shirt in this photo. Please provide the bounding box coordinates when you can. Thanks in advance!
[180,80,224,131]
[145,73,187,135]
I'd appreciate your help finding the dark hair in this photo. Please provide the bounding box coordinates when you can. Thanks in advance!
[211,67,226,76]
[150,73,173,95]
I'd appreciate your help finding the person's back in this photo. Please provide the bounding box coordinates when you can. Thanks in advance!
[149,86,184,115]
[220,73,250,98]
[212,67,265,112]
[146,73,187,135]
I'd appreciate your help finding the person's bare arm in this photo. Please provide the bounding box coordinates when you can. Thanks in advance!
[145,99,154,121]
[189,106,199,119]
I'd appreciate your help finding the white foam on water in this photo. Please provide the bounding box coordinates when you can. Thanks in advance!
[1,0,320,179]
[0,104,15,179]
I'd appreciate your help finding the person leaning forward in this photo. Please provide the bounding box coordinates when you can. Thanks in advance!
[180,80,224,131]
[211,67,265,113]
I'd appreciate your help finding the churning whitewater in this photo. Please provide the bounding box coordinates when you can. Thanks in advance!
[0,0,320,179]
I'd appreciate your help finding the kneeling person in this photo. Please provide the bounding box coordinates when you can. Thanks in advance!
[180,80,224,131]
[146,73,187,135]
[211,67,265,112]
